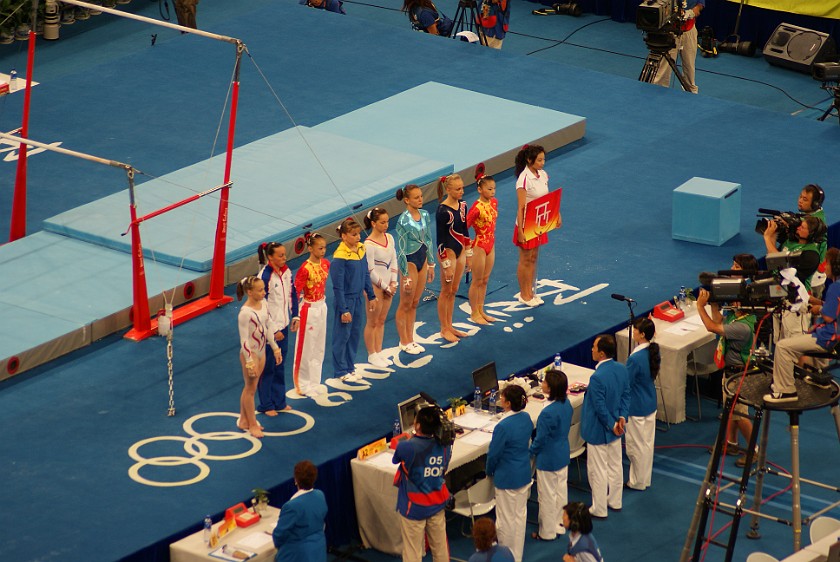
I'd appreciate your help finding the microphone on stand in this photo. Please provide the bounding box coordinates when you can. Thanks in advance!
[611,293,636,303]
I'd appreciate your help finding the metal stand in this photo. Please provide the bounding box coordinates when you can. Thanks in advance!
[450,0,487,45]
[817,86,840,125]
[639,32,692,92]
[680,371,840,561]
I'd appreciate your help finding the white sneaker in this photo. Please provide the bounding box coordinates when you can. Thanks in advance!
[517,295,541,307]
[341,372,363,382]
[534,295,545,305]
[410,342,426,353]
[400,342,421,355]
[368,353,389,368]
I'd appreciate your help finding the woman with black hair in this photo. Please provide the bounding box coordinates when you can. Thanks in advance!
[401,0,453,36]
[624,317,660,491]
[530,369,573,540]
[486,384,533,562]
[562,502,603,562]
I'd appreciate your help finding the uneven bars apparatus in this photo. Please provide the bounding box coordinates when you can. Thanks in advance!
[7,0,246,341]
[0,132,231,343]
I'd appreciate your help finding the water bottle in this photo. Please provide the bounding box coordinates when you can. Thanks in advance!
[489,390,497,416]
[678,286,686,310]
[203,515,212,546]
[9,69,17,90]
[392,418,401,438]
[554,353,562,371]
[473,386,482,411]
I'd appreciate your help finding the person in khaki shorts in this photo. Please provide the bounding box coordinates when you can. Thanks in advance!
[392,406,452,562]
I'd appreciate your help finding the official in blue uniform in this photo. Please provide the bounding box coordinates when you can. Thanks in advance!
[273,460,328,562]
[624,318,659,491]
[486,384,533,562]
[580,334,630,518]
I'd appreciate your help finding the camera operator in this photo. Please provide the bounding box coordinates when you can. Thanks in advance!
[695,253,757,468]
[653,0,705,93]
[765,247,840,403]
[299,0,346,14]
[477,0,511,49]
[763,215,825,340]
[392,405,452,562]
[402,0,454,36]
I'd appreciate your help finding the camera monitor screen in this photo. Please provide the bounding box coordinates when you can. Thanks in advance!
[472,362,499,399]
[397,394,425,434]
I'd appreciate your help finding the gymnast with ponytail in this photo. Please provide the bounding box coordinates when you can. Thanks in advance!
[292,232,330,398]
[256,242,299,415]
[236,275,282,438]
[467,164,499,324]
[363,208,398,368]
[624,317,660,491]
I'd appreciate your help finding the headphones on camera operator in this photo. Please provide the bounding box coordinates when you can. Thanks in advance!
[803,183,825,212]
[414,398,456,446]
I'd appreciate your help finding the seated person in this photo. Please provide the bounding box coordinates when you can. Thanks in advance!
[299,0,345,14]
[402,0,453,36]
[765,247,840,403]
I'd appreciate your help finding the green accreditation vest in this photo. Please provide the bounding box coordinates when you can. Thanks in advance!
[782,240,819,291]
[713,312,757,369]
[808,209,827,262]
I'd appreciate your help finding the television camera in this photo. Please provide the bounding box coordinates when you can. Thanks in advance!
[813,61,840,124]
[754,208,807,245]
[698,253,804,307]
[636,0,693,90]
[416,392,457,446]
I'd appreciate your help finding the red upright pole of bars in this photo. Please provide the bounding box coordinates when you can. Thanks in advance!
[8,5,38,242]
[124,169,154,340]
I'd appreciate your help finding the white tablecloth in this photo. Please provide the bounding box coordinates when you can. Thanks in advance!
[615,307,716,424]
[350,363,593,555]
[170,506,280,562]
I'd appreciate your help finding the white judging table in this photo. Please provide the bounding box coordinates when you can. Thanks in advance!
[779,529,840,562]
[350,363,594,556]
[616,306,716,424]
[170,506,280,562]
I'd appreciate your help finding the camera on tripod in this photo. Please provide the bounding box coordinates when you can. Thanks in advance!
[698,267,789,306]
[636,0,680,34]
[813,61,840,82]
[754,208,806,245]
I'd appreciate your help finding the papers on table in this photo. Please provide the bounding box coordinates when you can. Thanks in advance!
[209,545,257,561]
[458,429,492,447]
[455,411,497,430]
[236,530,274,550]
[363,450,397,470]
[664,314,705,336]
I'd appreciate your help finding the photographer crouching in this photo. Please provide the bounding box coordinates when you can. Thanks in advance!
[403,0,454,36]
[695,254,758,467]
[392,405,452,562]
[765,248,840,403]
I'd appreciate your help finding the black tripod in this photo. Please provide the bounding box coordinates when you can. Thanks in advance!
[450,0,487,46]
[817,84,840,125]
[639,31,692,91]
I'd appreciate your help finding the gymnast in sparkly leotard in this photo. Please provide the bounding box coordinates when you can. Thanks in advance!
[436,174,471,343]
[467,168,499,325]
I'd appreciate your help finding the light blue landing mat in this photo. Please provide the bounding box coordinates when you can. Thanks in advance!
[314,81,587,171]
[42,127,452,272]
[0,232,197,370]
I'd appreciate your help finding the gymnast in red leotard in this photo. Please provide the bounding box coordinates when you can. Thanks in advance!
[467,169,498,325]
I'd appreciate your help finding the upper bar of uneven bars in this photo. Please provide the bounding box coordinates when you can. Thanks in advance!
[0,131,131,171]
[57,0,242,45]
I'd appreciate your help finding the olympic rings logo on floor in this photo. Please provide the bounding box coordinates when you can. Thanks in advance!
[127,410,315,487]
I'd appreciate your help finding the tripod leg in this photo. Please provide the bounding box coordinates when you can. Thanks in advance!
[639,54,663,84]
[665,53,693,92]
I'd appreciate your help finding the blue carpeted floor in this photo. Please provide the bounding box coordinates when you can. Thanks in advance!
[0,2,838,561]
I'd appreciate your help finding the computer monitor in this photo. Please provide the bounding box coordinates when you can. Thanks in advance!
[472,362,499,400]
[397,394,425,434]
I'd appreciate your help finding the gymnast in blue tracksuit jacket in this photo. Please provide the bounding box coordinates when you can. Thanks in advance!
[580,334,630,519]
[530,369,573,540]
[486,384,533,562]
[331,219,375,380]
[273,460,328,562]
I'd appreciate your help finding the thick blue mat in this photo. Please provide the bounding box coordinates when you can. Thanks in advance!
[315,81,587,171]
[41,127,452,271]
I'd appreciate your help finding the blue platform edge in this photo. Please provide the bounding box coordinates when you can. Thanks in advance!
[672,177,742,246]
[42,126,453,271]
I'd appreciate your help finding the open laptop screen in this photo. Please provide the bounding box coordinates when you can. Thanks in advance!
[472,362,499,399]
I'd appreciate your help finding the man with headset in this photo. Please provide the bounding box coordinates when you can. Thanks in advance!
[392,405,451,562]
[299,0,346,14]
